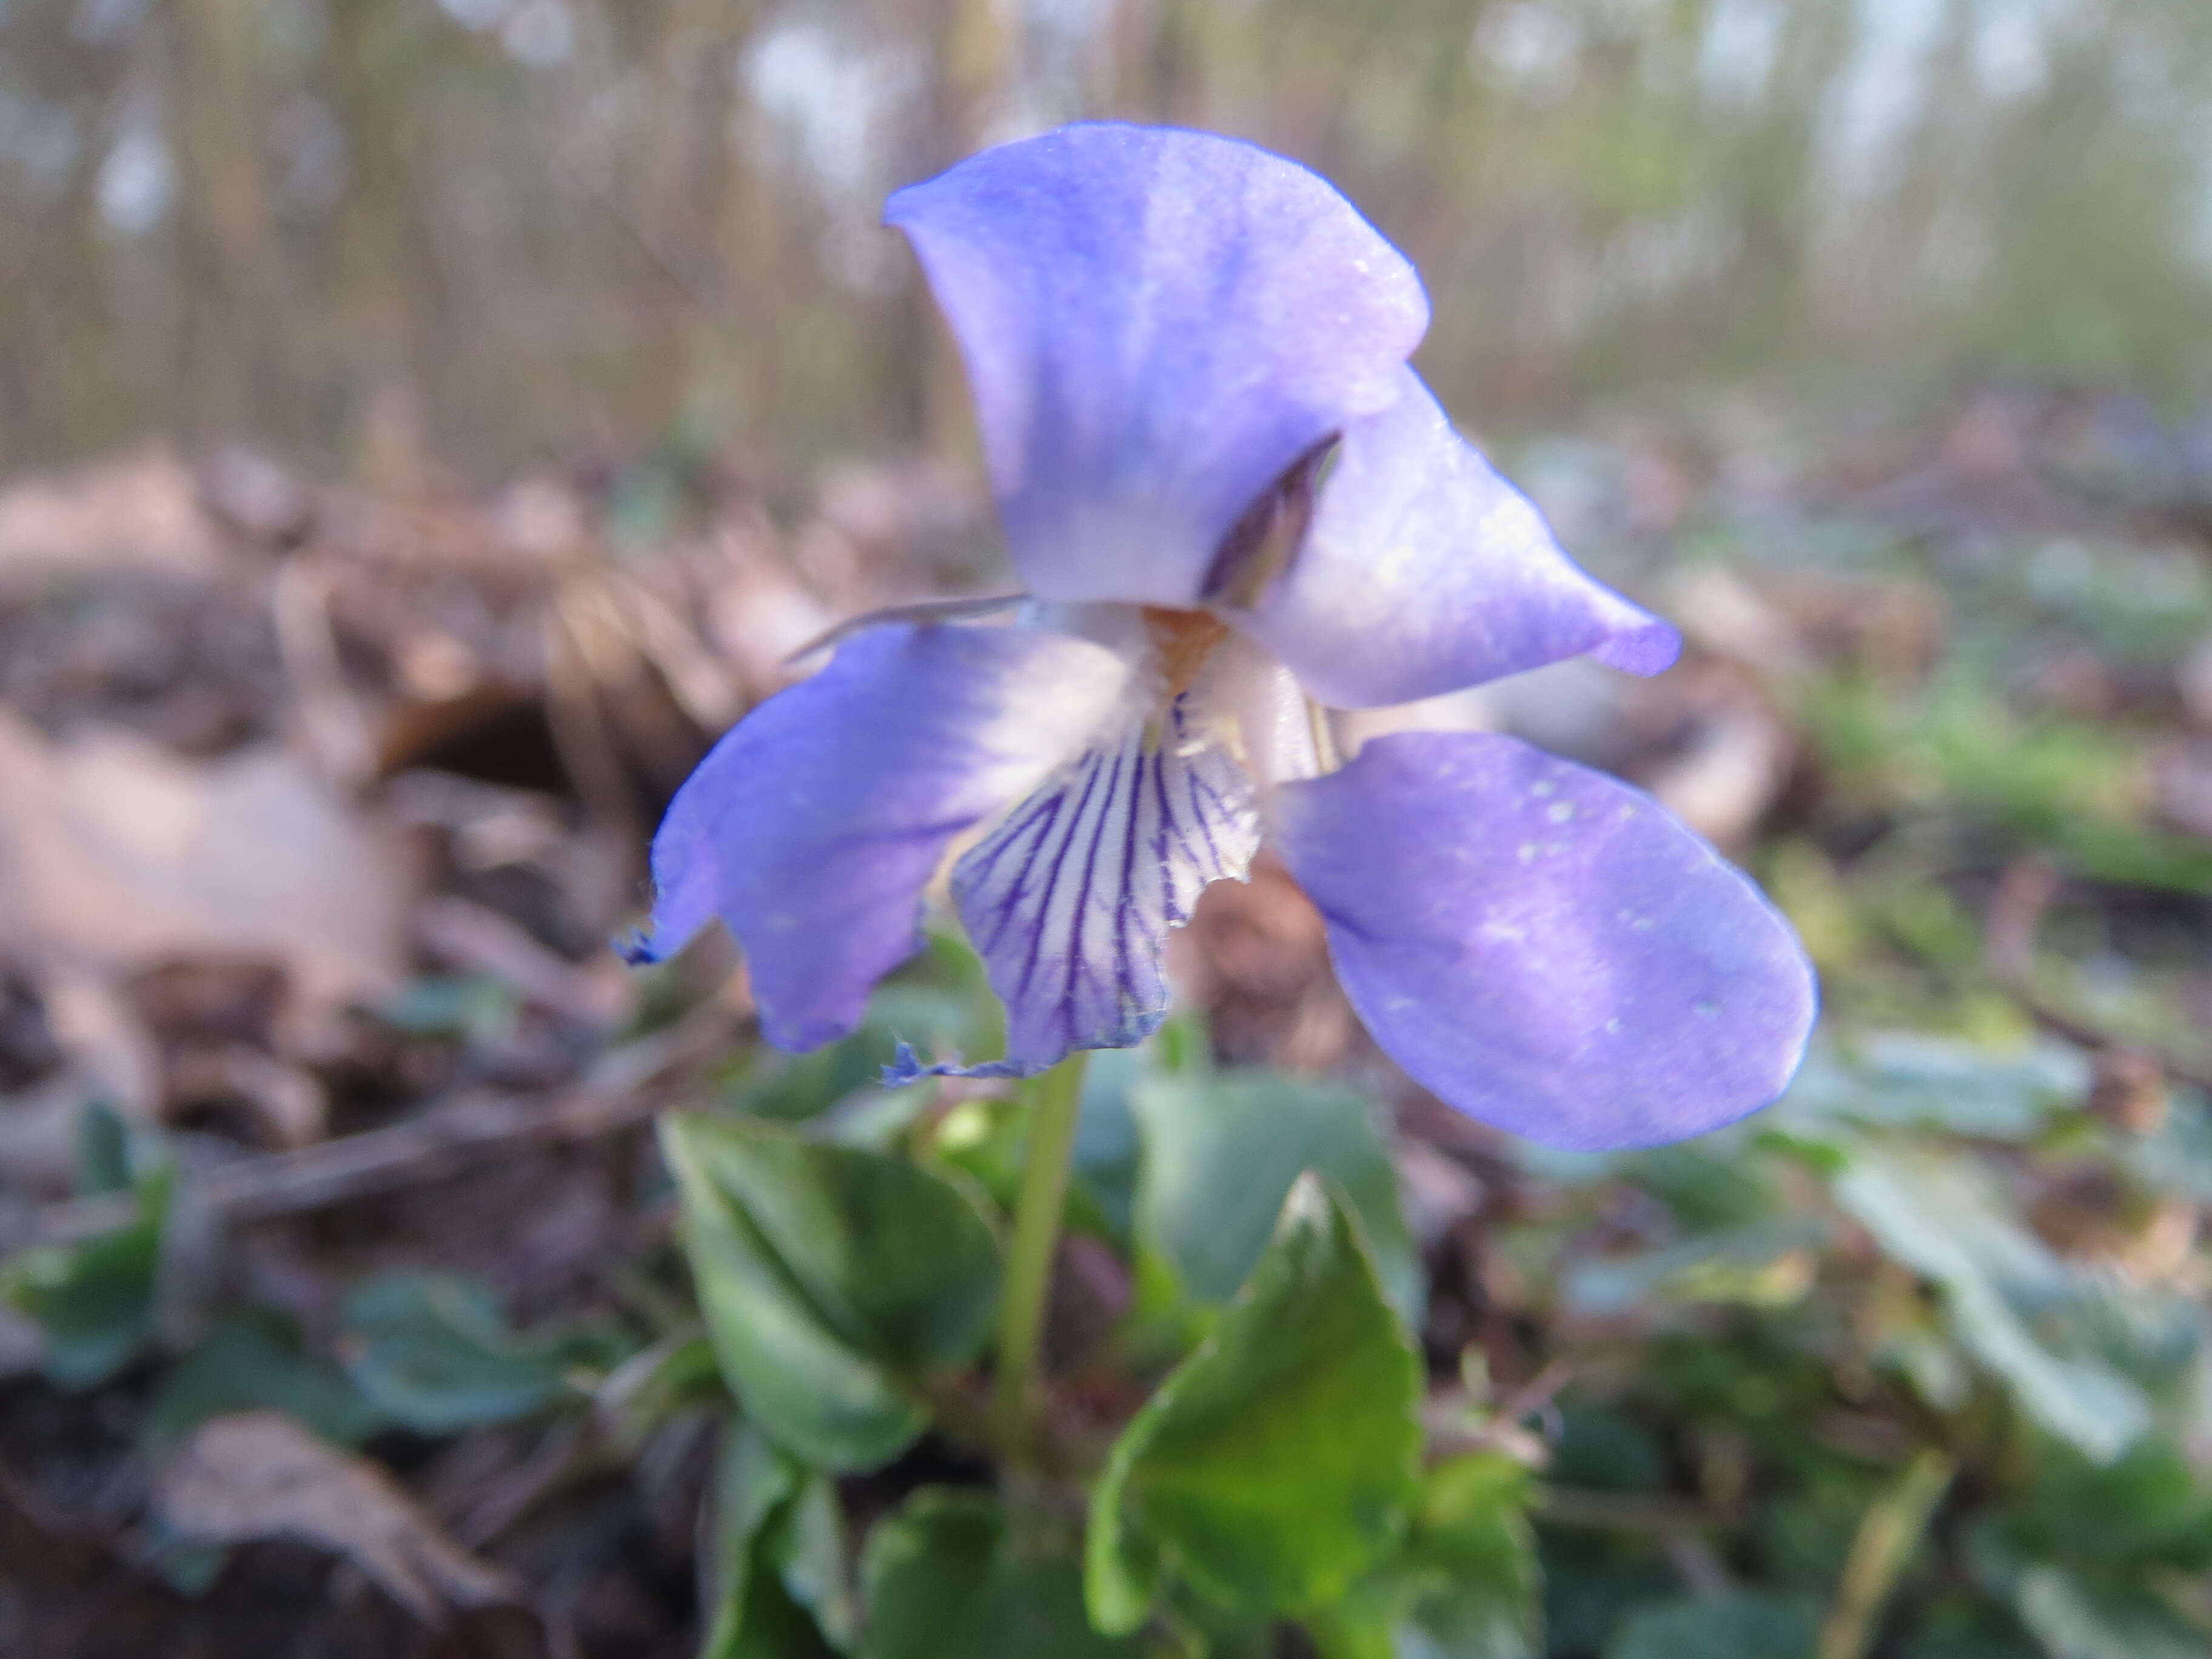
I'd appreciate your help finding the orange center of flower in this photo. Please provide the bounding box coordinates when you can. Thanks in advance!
[1141,606,1231,696]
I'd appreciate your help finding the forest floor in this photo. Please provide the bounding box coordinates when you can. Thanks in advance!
[4,386,2211,1657]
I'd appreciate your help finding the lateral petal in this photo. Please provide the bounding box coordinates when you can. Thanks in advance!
[631,623,1131,1052]
[1230,371,1678,709]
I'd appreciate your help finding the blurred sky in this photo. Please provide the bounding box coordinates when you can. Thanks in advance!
[2,0,2210,482]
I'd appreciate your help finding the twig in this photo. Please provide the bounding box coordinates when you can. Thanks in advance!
[414,894,629,1025]
[1495,1357,1576,1424]
[1421,1358,1575,1463]
[21,999,740,1248]
[455,1421,584,1548]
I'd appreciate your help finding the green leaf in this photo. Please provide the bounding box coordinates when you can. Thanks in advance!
[1070,1047,1145,1246]
[1604,1592,1822,1659]
[1319,1455,1544,1659]
[2,1163,171,1389]
[661,1112,1000,1471]
[1087,1173,1422,1632]
[779,1470,860,1649]
[1394,1455,1543,1659]
[379,974,521,1044]
[726,1030,902,1125]
[340,1272,615,1433]
[700,1419,843,1659]
[1898,1596,2043,1659]
[2127,1090,2212,1206]
[74,1100,134,1196]
[1780,1036,2087,1141]
[147,1310,385,1448]
[1835,1147,2150,1462]
[862,1487,1144,1659]
[1564,1219,1823,1318]
[1535,1532,1676,1658]
[927,1094,1031,1214]
[1990,1439,2212,1571]
[2009,1566,2208,1659]
[734,927,1005,1128]
[1131,1071,1421,1324]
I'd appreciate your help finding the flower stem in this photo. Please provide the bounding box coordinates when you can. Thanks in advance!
[990,1050,1090,1469]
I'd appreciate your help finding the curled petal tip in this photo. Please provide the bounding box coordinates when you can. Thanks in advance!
[612,928,663,968]
[1233,370,1684,706]
[1589,614,1683,677]
[881,1041,1031,1085]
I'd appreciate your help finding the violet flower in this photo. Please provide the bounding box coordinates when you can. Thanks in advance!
[628,123,1815,1150]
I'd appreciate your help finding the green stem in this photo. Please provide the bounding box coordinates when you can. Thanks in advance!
[1817,1449,1956,1659]
[991,1051,1090,1469]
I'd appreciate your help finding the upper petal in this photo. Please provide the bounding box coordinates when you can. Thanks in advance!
[885,122,1428,608]
[630,623,1132,1051]
[1272,731,1815,1148]
[1228,371,1680,709]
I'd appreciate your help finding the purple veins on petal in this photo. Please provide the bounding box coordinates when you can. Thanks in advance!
[634,621,1130,1054]
[949,695,1259,1075]
[1228,369,1680,709]
[885,122,1429,611]
[1272,730,1815,1150]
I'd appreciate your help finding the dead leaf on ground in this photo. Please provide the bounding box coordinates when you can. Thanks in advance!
[1644,695,1797,851]
[0,447,223,591]
[155,1412,530,1627]
[0,712,415,1021]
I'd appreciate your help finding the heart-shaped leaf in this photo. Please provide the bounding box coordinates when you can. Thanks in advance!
[662,1113,1000,1470]
[1087,1173,1421,1631]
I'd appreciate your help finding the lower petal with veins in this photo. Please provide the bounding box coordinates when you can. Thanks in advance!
[944,697,1260,1074]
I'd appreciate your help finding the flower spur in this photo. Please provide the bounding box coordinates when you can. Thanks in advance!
[626,122,1815,1151]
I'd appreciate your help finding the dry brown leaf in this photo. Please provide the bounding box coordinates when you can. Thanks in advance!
[156,1412,527,1625]
[0,447,223,590]
[0,712,414,1019]
[1644,699,1795,851]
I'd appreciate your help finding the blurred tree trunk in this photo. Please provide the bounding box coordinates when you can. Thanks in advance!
[173,0,281,447]
[324,0,440,488]
[905,0,1014,460]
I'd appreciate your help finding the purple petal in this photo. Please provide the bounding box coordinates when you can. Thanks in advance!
[1230,371,1679,708]
[949,695,1258,1073]
[632,623,1130,1052]
[886,122,1427,608]
[1272,732,1814,1148]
